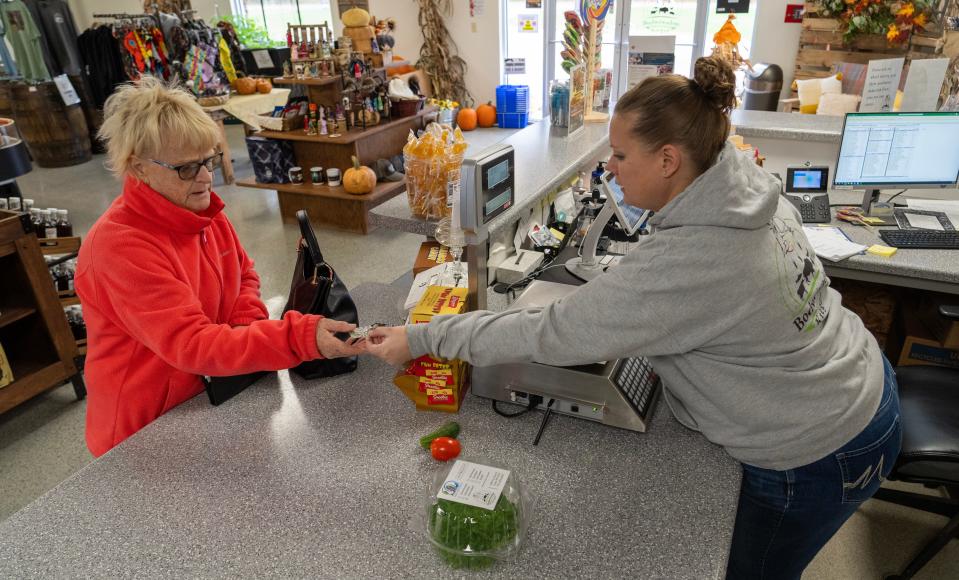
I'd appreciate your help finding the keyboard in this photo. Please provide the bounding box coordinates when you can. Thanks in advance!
[879,230,959,249]
[612,357,660,419]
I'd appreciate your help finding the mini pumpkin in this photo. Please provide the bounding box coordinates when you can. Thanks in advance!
[256,78,272,94]
[476,101,496,128]
[343,156,376,194]
[456,107,477,131]
[235,76,257,95]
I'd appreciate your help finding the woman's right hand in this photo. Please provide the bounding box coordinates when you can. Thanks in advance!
[315,318,368,358]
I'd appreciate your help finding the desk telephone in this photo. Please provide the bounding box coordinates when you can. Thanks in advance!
[781,165,831,224]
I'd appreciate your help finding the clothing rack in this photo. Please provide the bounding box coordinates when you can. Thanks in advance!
[92,11,160,27]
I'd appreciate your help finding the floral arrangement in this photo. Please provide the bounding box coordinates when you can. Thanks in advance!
[428,99,460,111]
[815,1,935,45]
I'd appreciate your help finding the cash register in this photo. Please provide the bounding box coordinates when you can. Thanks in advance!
[471,175,661,434]
[471,280,662,433]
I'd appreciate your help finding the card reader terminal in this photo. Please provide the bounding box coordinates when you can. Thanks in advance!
[783,165,831,223]
[459,144,515,239]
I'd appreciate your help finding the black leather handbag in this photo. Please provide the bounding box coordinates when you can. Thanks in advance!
[283,210,359,379]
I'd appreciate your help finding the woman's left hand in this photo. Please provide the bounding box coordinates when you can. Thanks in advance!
[367,325,412,366]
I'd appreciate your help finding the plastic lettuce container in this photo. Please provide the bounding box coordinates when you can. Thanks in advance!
[419,458,530,570]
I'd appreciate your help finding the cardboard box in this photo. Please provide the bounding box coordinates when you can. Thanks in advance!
[409,286,468,324]
[0,341,13,388]
[413,241,465,276]
[898,315,959,370]
[394,285,470,412]
[917,294,959,350]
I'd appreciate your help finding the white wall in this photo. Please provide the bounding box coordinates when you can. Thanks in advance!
[367,0,500,106]
[750,0,802,96]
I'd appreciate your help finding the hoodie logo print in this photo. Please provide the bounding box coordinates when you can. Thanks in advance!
[769,214,830,333]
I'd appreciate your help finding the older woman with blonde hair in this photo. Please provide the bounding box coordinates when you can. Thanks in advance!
[76,77,364,456]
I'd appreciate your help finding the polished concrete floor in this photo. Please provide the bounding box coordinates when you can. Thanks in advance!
[1,124,957,579]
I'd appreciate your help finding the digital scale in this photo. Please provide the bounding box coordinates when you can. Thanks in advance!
[458,144,515,239]
[471,280,662,433]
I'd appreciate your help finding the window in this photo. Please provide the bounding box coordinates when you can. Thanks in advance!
[236,0,335,43]
[505,0,757,117]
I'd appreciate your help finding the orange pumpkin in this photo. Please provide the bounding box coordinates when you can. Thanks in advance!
[456,107,477,131]
[235,76,257,95]
[476,101,496,128]
[256,78,272,94]
[343,156,377,195]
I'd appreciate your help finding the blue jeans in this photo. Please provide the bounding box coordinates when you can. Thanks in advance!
[725,355,902,580]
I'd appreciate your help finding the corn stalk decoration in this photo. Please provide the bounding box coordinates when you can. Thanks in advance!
[415,0,471,106]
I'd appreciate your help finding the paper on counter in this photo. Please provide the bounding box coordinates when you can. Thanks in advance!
[404,262,468,310]
[905,199,959,227]
[803,226,868,262]
[904,213,945,230]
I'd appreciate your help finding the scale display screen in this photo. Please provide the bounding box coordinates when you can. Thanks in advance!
[488,159,510,189]
[480,148,515,222]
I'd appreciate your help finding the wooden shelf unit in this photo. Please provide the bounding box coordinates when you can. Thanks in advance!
[0,211,84,415]
[240,74,434,233]
[237,177,407,233]
[40,236,84,354]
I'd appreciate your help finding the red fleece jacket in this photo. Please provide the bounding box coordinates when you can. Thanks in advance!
[76,178,322,456]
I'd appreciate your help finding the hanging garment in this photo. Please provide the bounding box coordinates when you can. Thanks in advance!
[218,36,236,83]
[0,15,19,76]
[26,0,83,76]
[0,0,50,81]
[216,21,246,76]
[77,25,127,108]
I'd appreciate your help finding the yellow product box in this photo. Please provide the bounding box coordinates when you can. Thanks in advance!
[409,286,468,324]
[0,341,13,388]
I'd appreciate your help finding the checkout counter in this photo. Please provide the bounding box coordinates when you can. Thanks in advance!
[0,120,742,578]
[0,281,740,578]
[4,113,956,577]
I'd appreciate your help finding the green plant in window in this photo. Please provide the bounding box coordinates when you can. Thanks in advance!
[216,14,285,49]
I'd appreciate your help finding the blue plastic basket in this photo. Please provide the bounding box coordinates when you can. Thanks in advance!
[496,85,529,114]
[497,112,529,129]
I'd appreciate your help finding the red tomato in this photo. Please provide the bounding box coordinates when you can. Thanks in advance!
[430,437,461,461]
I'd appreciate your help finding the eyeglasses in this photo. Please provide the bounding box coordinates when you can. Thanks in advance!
[150,152,223,180]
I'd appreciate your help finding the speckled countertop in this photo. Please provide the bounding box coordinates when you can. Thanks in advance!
[0,283,740,579]
[371,121,611,238]
[730,110,843,143]
[820,191,959,293]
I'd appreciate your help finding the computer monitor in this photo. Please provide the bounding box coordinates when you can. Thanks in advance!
[833,112,959,216]
[565,172,651,281]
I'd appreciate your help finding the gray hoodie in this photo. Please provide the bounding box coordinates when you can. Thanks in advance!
[407,142,883,471]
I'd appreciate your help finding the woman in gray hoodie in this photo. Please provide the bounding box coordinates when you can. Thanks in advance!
[369,56,901,580]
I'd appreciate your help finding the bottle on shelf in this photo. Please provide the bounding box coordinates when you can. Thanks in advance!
[55,264,69,292]
[66,259,75,291]
[43,209,58,239]
[56,209,73,237]
[29,208,42,227]
[22,198,34,212]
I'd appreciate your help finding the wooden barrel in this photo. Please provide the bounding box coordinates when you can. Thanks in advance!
[11,81,92,168]
[0,80,12,118]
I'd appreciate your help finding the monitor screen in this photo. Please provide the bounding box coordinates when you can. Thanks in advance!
[834,112,959,189]
[602,174,650,235]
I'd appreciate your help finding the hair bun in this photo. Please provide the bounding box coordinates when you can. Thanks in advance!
[693,56,736,113]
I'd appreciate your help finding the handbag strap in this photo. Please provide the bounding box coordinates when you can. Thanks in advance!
[296,210,324,265]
